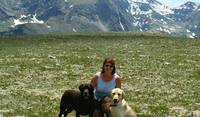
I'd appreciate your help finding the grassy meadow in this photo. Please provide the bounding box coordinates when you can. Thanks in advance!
[0,32,200,117]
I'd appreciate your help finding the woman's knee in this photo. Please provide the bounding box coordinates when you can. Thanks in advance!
[102,97,112,113]
[103,96,112,103]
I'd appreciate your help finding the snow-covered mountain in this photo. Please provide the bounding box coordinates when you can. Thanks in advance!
[169,1,200,38]
[0,0,199,38]
[127,0,173,15]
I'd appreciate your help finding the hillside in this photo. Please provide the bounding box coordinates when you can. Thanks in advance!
[0,33,200,117]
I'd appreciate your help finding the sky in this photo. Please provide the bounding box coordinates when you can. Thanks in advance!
[157,0,200,7]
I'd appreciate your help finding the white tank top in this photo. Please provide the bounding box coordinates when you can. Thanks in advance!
[94,72,119,101]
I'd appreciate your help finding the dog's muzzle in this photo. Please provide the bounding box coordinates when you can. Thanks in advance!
[84,92,89,97]
[110,98,119,107]
[83,89,90,99]
[113,99,118,104]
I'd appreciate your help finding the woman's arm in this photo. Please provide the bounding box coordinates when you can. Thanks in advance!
[115,78,121,88]
[90,75,98,87]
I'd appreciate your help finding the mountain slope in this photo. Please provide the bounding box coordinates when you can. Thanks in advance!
[0,0,199,38]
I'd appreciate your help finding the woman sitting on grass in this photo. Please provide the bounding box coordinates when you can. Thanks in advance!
[90,57,121,117]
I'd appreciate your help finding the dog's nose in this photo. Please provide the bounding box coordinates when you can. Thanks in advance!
[113,99,118,103]
[84,92,87,95]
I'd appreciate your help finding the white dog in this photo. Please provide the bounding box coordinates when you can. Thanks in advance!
[109,88,137,117]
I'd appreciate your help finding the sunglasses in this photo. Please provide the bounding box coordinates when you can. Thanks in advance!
[105,64,113,68]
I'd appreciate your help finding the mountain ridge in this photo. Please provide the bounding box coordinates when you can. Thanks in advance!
[0,0,199,38]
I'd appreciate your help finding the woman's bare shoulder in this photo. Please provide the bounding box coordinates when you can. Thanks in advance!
[90,72,101,87]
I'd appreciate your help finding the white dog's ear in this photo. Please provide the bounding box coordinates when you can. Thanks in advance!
[122,90,125,98]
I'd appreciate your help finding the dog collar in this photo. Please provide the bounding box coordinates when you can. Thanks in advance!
[110,104,117,107]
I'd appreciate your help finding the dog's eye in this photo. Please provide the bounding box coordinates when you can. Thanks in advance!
[112,93,115,95]
[118,94,121,96]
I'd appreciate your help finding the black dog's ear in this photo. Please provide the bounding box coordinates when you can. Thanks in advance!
[89,84,94,91]
[79,84,84,91]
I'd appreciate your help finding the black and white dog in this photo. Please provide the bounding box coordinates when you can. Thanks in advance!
[58,84,95,117]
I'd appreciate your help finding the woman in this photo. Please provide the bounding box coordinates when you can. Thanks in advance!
[90,57,121,117]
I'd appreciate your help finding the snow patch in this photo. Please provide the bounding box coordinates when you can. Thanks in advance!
[158,27,171,34]
[127,0,149,4]
[186,29,191,33]
[127,0,153,15]
[11,14,44,28]
[119,16,125,31]
[73,28,77,32]
[47,25,51,28]
[69,5,74,8]
[133,21,140,26]
[186,29,197,38]
[119,21,125,31]
[192,33,196,37]
[152,4,174,15]
[188,33,197,39]
[127,0,173,15]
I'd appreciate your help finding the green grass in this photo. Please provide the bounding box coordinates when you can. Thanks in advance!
[0,32,200,117]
